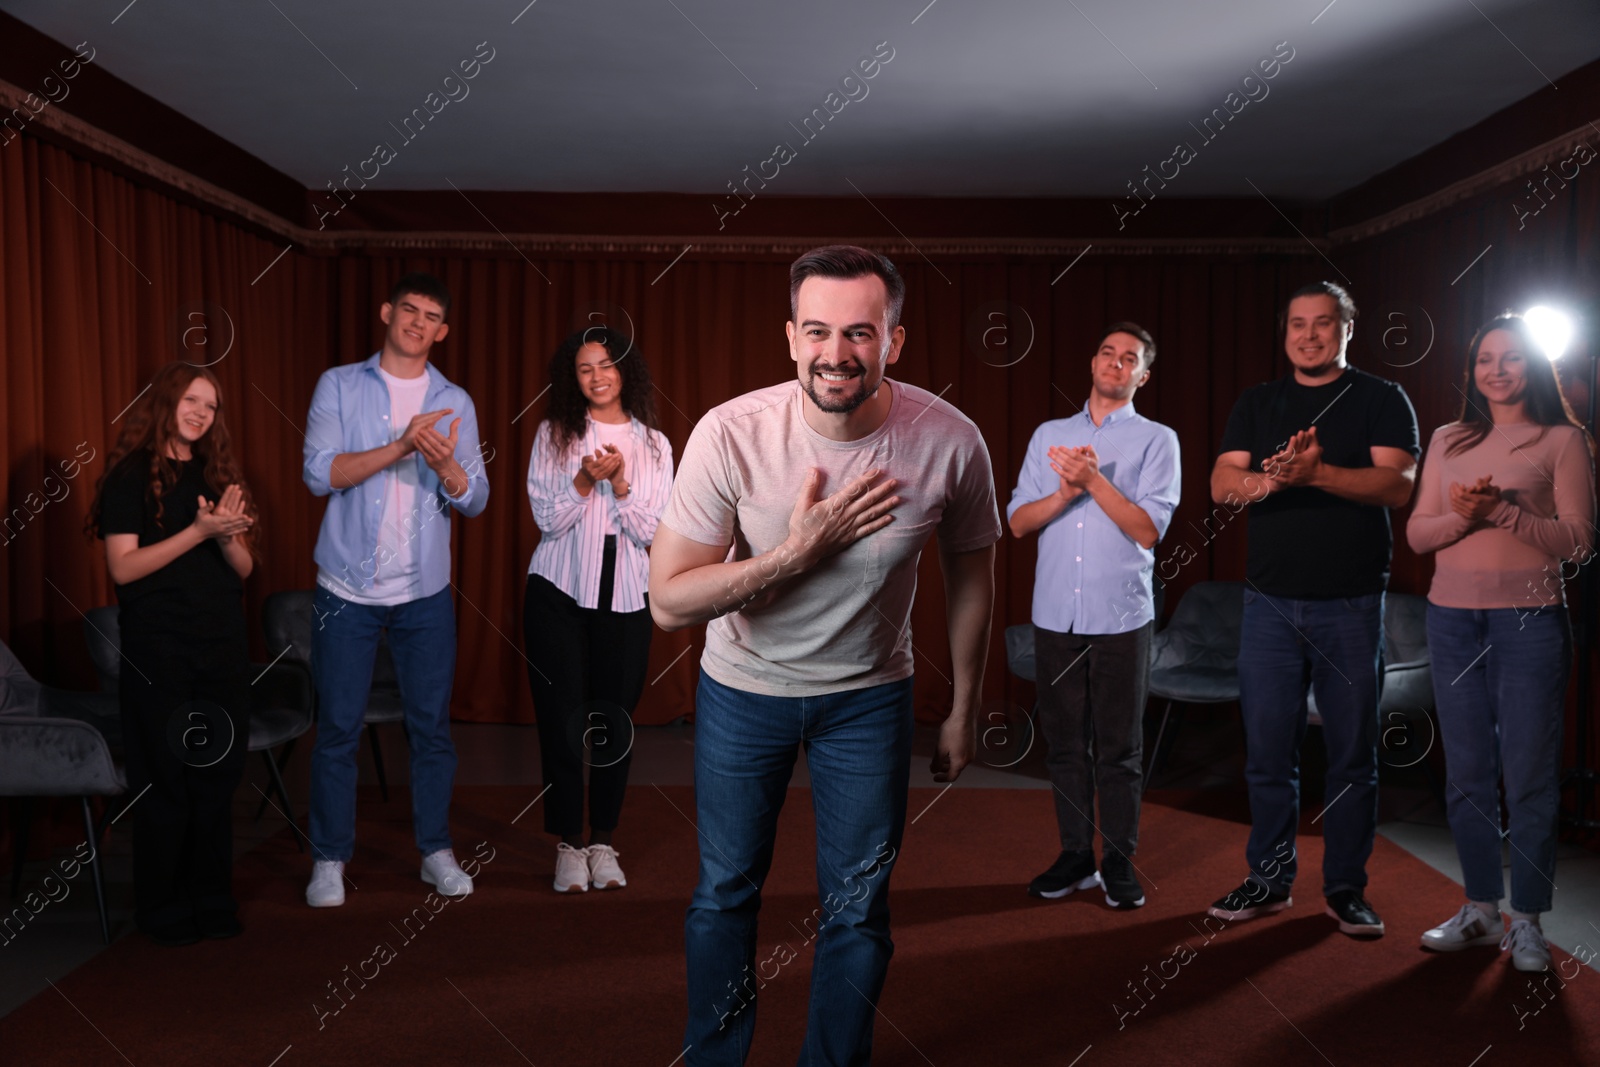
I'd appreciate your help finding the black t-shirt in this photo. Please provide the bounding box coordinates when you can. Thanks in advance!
[97,449,246,648]
[1218,366,1419,598]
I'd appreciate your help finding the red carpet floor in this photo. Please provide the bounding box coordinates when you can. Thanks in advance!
[3,784,1598,1066]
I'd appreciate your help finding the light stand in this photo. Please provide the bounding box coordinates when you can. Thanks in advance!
[1559,322,1598,833]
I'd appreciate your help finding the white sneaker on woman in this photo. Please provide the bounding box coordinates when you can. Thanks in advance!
[587,844,627,890]
[421,848,474,897]
[554,843,591,893]
[306,860,346,908]
[1501,919,1552,972]
[1420,903,1502,951]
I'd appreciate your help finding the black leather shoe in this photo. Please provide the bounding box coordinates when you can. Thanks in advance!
[1325,890,1385,937]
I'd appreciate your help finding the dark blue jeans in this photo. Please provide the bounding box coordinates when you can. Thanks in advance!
[308,586,459,860]
[1428,603,1569,914]
[1236,589,1383,897]
[684,670,913,1067]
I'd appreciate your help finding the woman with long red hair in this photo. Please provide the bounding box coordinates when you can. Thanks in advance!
[88,361,257,945]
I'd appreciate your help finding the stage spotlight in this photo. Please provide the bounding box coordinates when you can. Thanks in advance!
[1524,305,1573,360]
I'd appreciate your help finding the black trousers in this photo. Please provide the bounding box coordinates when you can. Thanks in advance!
[118,627,249,932]
[1034,622,1152,859]
[521,538,653,837]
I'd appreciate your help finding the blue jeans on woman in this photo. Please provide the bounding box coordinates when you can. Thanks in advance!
[1427,603,1570,914]
[1236,589,1384,897]
[684,670,914,1067]
[308,586,459,860]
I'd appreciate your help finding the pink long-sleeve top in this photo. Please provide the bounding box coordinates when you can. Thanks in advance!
[1406,422,1595,609]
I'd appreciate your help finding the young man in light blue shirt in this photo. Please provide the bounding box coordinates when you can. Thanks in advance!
[1007,322,1180,909]
[300,273,490,908]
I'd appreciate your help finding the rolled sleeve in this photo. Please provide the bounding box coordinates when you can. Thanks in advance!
[1134,427,1182,540]
[443,393,489,517]
[302,371,345,497]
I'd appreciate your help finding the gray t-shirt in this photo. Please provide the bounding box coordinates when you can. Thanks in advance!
[662,379,1001,696]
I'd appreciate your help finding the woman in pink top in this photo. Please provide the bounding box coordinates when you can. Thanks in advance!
[1406,313,1595,972]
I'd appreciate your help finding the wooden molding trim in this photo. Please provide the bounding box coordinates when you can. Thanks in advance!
[10,76,1590,256]
[1325,119,1600,244]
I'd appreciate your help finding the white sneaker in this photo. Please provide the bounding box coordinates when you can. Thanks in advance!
[1421,903,1503,951]
[1501,918,1552,972]
[587,844,627,890]
[306,860,346,907]
[554,843,591,893]
[421,849,474,897]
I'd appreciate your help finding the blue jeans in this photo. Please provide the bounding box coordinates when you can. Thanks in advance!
[684,671,914,1067]
[1428,603,1569,914]
[308,586,459,860]
[1236,590,1383,897]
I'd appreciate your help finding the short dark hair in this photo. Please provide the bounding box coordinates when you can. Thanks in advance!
[1098,321,1156,367]
[789,245,906,330]
[1282,281,1356,328]
[388,272,452,320]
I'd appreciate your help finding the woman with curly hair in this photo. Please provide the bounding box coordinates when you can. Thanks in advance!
[88,361,257,945]
[522,326,673,892]
[1407,312,1596,971]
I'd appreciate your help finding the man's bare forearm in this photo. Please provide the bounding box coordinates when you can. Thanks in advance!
[651,540,816,631]
[1312,464,1414,508]
[942,546,995,724]
[329,441,406,490]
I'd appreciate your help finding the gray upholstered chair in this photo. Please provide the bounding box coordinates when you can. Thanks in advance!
[263,590,406,802]
[82,606,312,845]
[1144,580,1247,784]
[0,637,123,943]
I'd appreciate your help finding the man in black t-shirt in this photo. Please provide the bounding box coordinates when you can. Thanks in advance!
[1206,282,1419,938]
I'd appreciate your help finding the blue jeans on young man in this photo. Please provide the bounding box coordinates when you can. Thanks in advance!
[308,586,459,860]
[1427,603,1569,915]
[684,670,914,1067]
[1236,589,1383,897]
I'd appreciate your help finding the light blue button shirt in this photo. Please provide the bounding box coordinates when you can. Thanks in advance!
[1006,402,1181,635]
[303,353,489,598]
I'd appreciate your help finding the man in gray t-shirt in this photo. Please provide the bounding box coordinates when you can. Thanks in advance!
[652,245,1000,1066]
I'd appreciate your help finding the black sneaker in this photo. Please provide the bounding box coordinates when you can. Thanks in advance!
[1324,890,1385,938]
[1208,880,1292,921]
[1028,850,1101,899]
[1101,852,1146,909]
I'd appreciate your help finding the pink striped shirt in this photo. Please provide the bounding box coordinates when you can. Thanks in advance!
[526,416,674,611]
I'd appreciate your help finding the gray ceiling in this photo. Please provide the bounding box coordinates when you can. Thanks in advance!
[5,0,1598,199]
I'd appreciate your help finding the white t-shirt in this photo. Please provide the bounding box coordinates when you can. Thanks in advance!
[591,418,634,535]
[318,367,431,606]
[661,379,1001,697]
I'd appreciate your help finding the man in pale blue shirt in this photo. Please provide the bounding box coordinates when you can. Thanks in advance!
[1007,321,1180,909]
[300,273,490,908]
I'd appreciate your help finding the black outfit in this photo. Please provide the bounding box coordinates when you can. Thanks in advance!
[1218,366,1420,597]
[98,450,249,938]
[521,536,653,837]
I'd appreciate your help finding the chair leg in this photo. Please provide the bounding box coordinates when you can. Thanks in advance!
[9,798,32,900]
[253,738,300,821]
[368,724,389,802]
[261,750,304,853]
[81,797,111,946]
[1145,699,1176,788]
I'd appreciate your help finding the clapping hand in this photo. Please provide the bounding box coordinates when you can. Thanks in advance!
[194,485,252,541]
[1048,444,1100,495]
[1449,475,1500,522]
[1263,428,1323,489]
[581,445,624,486]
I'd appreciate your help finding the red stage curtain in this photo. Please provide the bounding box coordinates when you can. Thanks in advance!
[5,123,1595,732]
